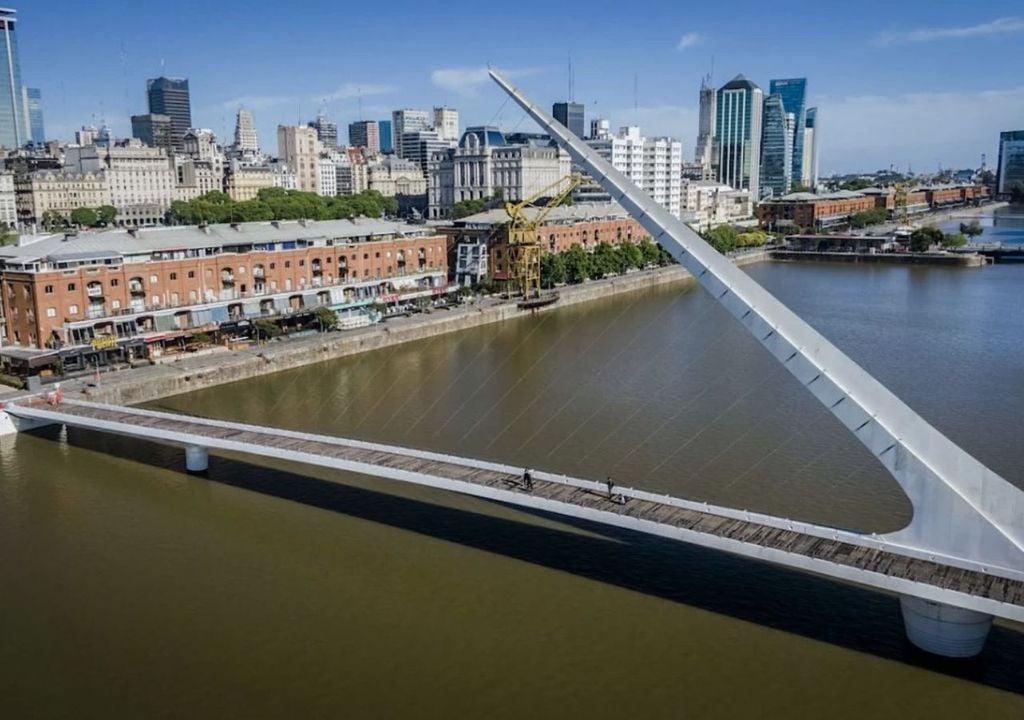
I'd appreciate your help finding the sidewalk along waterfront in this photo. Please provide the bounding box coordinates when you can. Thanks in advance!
[39,252,768,407]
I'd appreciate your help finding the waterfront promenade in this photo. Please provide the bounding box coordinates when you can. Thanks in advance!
[32,260,751,406]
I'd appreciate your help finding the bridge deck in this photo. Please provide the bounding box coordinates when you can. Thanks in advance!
[10,399,1024,620]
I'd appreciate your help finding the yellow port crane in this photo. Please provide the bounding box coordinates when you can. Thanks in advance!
[505,173,585,307]
[893,183,909,225]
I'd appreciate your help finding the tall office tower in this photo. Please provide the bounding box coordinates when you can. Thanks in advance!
[22,87,43,144]
[801,107,818,188]
[378,120,393,153]
[552,102,585,138]
[131,113,173,152]
[399,129,448,171]
[590,118,610,140]
[277,125,322,194]
[391,109,430,158]
[348,120,380,155]
[234,108,259,154]
[694,75,717,178]
[0,9,24,149]
[146,76,192,151]
[308,114,338,149]
[996,130,1024,196]
[715,74,763,200]
[95,124,112,148]
[432,107,459,142]
[76,126,98,146]
[760,95,793,198]
[768,78,807,183]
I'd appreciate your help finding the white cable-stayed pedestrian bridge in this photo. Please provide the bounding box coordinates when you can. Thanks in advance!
[2,70,1023,659]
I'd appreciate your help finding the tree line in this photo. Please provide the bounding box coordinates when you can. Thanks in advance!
[170,188,399,225]
[539,238,673,286]
[41,205,118,231]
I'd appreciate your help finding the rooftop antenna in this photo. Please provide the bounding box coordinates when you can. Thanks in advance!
[568,54,574,102]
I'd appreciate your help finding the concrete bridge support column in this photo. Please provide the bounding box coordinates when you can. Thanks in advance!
[185,445,209,474]
[900,596,993,658]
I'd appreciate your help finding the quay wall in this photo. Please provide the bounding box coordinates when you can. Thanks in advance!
[83,258,777,406]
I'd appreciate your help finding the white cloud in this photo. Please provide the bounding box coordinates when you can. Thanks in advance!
[877,16,1024,45]
[816,86,1024,173]
[430,66,544,96]
[316,83,394,103]
[219,82,394,112]
[676,32,702,50]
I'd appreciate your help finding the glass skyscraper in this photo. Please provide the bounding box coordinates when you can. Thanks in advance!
[147,76,192,151]
[715,75,763,200]
[760,94,793,198]
[997,130,1024,196]
[0,9,24,149]
[802,107,819,188]
[378,120,393,153]
[769,78,807,183]
[23,86,43,144]
[552,102,585,138]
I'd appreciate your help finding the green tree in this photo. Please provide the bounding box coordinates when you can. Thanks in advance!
[254,318,283,339]
[736,229,771,247]
[0,222,15,246]
[840,178,873,191]
[312,306,338,331]
[637,238,662,266]
[41,210,67,231]
[959,220,983,239]
[702,225,739,253]
[590,242,619,278]
[942,233,967,249]
[563,245,592,284]
[790,181,811,193]
[540,252,567,287]
[97,205,117,225]
[617,241,644,270]
[452,198,486,219]
[978,169,996,186]
[849,208,889,228]
[70,207,98,227]
[909,226,944,252]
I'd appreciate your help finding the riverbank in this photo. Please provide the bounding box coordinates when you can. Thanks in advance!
[770,250,988,267]
[33,250,768,406]
[859,201,1009,236]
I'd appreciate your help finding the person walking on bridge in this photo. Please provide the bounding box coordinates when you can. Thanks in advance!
[606,476,615,500]
[523,468,534,491]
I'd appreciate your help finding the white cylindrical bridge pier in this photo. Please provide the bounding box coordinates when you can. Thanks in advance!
[900,596,994,657]
[184,445,209,473]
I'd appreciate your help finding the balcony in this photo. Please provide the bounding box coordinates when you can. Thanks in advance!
[129,280,145,295]
[86,282,104,298]
[221,272,235,285]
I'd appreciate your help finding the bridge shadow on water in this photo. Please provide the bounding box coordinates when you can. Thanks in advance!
[53,426,1024,697]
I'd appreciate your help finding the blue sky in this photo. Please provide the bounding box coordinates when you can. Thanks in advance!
[19,0,1024,174]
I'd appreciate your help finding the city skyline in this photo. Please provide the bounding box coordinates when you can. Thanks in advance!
[14,0,1024,174]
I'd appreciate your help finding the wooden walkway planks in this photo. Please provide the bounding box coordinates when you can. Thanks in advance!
[30,400,1024,609]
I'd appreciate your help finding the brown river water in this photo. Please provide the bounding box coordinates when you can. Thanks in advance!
[2,261,1023,718]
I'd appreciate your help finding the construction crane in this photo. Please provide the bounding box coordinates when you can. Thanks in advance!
[893,183,909,225]
[505,173,585,308]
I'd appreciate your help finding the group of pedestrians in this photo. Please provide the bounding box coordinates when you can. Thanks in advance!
[520,468,628,504]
